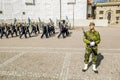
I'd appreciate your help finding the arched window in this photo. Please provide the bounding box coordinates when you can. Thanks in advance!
[107,12,111,21]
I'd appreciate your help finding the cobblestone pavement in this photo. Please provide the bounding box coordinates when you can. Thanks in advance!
[0,26,120,80]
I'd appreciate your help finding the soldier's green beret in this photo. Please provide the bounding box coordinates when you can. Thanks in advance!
[89,22,95,26]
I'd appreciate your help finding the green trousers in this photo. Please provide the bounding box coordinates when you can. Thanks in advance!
[84,46,98,64]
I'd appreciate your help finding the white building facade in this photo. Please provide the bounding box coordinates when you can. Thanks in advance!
[0,0,87,21]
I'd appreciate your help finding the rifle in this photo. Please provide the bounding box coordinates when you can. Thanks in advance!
[82,27,93,41]
[82,27,97,55]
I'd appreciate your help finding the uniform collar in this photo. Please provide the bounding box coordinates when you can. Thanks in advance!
[89,29,96,33]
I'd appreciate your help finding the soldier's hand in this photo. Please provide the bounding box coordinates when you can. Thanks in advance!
[90,41,95,47]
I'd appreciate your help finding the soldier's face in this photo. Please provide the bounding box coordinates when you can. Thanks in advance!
[90,25,95,30]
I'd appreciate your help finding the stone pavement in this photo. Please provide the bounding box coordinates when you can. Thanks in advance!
[0,25,120,80]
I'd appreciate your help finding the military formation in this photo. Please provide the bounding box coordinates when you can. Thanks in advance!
[0,19,70,39]
[0,19,101,74]
[0,23,39,39]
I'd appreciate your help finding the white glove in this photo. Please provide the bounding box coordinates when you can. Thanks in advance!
[90,41,95,47]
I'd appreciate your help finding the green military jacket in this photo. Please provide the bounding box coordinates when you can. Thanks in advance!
[83,30,101,47]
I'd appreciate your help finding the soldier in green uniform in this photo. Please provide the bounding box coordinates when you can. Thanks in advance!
[82,22,101,73]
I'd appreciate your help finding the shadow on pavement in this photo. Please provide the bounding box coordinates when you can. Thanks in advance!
[96,53,104,68]
[88,53,104,68]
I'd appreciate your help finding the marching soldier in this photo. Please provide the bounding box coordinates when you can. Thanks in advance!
[47,23,51,37]
[41,23,48,38]
[6,24,13,38]
[0,23,8,39]
[16,23,21,35]
[82,22,101,73]
[49,19,55,34]
[11,24,18,37]
[63,21,69,37]
[31,23,37,35]
[58,20,66,38]
[36,23,40,34]
[49,23,55,35]
[58,21,65,38]
[25,23,31,37]
[20,23,27,39]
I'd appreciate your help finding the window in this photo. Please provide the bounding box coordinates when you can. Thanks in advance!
[22,12,26,15]
[25,0,35,5]
[0,11,3,14]
[116,10,120,14]
[99,11,104,14]
[99,17,103,19]
[116,17,119,20]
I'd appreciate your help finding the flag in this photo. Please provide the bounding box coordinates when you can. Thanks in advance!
[49,18,52,23]
[38,17,41,23]
[38,17,42,26]
[28,17,31,26]
[66,16,69,22]
[49,18,54,25]
[56,18,59,27]
[14,18,17,24]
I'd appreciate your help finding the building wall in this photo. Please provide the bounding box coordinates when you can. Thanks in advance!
[95,3,120,24]
[0,0,87,22]
[0,0,109,26]
[93,0,108,3]
[109,0,120,2]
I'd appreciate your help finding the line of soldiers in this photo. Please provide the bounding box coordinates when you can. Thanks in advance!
[41,20,70,39]
[0,23,40,39]
[0,20,70,39]
[41,23,55,38]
